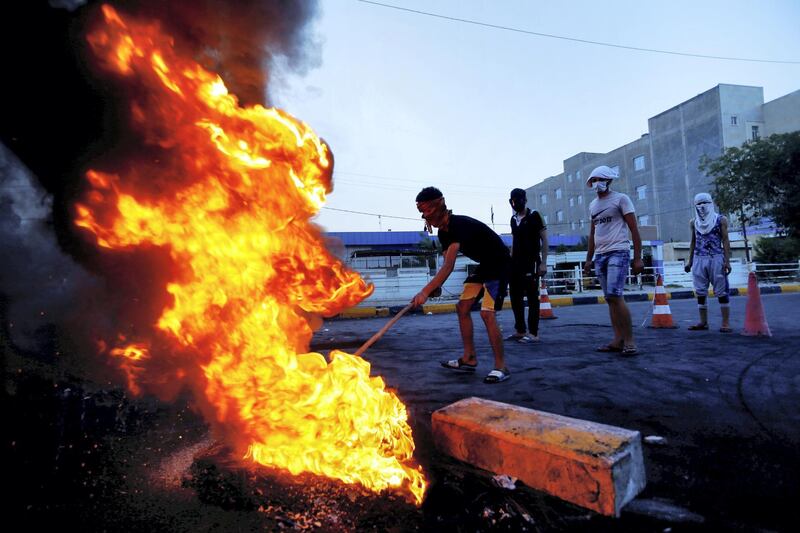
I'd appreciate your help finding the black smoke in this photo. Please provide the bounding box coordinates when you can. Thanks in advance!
[0,0,321,363]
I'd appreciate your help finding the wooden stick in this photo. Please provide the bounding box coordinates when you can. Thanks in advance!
[354,303,414,357]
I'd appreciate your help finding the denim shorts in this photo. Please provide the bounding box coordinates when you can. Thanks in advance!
[594,250,630,298]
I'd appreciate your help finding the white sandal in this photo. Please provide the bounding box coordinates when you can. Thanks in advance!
[484,368,511,383]
[441,358,477,372]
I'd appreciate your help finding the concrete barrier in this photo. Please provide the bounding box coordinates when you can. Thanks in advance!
[334,284,800,319]
[432,397,646,516]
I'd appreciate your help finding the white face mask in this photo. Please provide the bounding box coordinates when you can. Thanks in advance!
[695,201,712,219]
[591,180,609,193]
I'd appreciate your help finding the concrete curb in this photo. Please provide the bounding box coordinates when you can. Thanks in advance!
[334,283,800,319]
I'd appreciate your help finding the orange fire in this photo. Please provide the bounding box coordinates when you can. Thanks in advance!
[75,5,426,503]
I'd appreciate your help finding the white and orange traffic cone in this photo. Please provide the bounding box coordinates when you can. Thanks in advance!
[649,274,678,328]
[539,278,557,319]
[742,272,771,336]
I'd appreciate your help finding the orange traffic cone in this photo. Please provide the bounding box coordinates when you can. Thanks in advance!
[649,274,678,328]
[539,278,557,319]
[742,272,771,336]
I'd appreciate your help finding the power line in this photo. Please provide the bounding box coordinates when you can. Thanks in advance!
[358,1,800,65]
[336,170,511,191]
[322,206,421,222]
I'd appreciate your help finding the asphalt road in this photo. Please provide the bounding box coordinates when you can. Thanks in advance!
[315,292,800,531]
[6,293,798,531]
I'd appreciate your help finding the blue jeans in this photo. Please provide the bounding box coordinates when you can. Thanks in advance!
[595,250,629,298]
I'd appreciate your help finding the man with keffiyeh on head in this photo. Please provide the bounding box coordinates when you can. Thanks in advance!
[412,187,512,384]
[684,192,732,332]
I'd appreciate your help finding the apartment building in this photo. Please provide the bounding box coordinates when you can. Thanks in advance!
[527,84,800,242]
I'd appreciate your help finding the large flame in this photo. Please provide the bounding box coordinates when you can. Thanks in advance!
[75,5,426,503]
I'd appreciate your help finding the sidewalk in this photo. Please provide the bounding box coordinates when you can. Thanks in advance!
[337,282,800,319]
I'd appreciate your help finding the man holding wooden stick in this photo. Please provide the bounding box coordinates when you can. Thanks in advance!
[412,187,512,384]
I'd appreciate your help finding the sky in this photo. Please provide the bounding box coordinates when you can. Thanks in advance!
[271,0,800,234]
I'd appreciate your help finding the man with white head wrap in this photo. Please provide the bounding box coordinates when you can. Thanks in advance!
[684,192,732,332]
[582,165,644,356]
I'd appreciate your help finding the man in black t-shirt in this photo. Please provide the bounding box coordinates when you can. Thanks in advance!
[412,187,511,384]
[508,188,548,343]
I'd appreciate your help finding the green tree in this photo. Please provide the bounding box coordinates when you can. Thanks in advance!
[753,236,800,264]
[700,131,800,240]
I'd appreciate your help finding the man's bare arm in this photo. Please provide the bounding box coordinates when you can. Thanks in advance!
[412,243,459,306]
[583,223,596,275]
[623,213,644,275]
[720,217,732,274]
[685,219,696,272]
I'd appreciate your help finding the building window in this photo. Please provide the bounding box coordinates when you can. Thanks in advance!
[638,215,650,226]
[751,125,760,141]
[543,214,549,225]
[636,184,647,200]
[555,188,562,199]
[731,115,738,126]
[576,170,581,182]
[633,155,645,171]
[556,210,563,222]
[569,197,574,207]
[540,194,547,205]
[610,165,620,176]
[567,173,573,182]
[578,195,583,205]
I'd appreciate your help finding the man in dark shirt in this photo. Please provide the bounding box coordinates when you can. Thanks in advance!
[411,187,511,384]
[508,188,548,343]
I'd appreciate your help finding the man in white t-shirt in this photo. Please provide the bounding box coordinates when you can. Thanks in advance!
[582,165,643,355]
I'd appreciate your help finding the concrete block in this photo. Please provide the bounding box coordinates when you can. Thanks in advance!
[432,397,646,516]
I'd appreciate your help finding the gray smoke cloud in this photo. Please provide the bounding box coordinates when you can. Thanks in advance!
[0,144,100,355]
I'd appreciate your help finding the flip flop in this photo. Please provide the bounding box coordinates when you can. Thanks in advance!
[719,327,733,333]
[441,358,477,372]
[484,368,511,384]
[596,344,623,353]
[688,324,709,330]
[621,345,639,356]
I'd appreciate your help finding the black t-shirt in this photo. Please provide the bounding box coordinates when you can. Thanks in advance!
[510,208,546,273]
[438,214,510,280]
